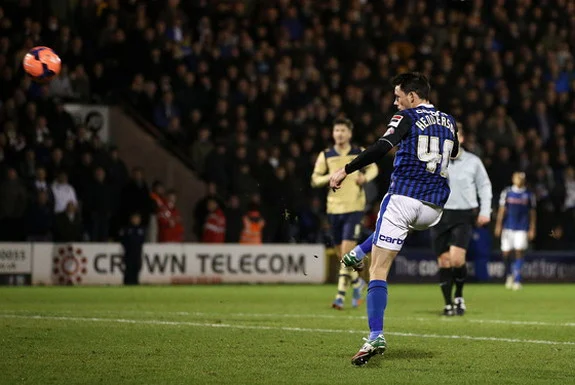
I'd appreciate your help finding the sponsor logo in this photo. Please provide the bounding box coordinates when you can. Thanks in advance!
[388,114,403,128]
[378,234,404,245]
[53,245,88,285]
[0,249,26,272]
[93,253,185,275]
[394,255,438,277]
[196,253,306,275]
[31,244,325,285]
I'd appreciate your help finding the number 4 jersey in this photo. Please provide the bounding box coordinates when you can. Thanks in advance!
[345,103,459,208]
[387,104,459,207]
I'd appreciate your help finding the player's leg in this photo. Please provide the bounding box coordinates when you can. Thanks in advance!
[341,212,366,308]
[449,246,467,315]
[329,214,349,309]
[341,239,364,307]
[511,231,528,290]
[334,245,352,309]
[438,251,454,315]
[342,232,374,269]
[341,241,365,307]
[351,246,397,366]
[342,197,391,270]
[503,252,513,289]
[350,194,396,366]
[500,229,514,289]
[512,249,524,290]
[351,195,441,366]
[431,221,453,315]
[449,218,474,315]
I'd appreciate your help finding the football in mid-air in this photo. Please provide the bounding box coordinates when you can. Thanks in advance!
[22,46,61,82]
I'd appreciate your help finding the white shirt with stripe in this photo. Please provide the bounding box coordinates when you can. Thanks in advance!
[444,149,493,218]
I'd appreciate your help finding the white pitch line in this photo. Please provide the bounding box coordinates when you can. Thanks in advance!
[2,309,574,328]
[3,309,574,328]
[165,311,575,328]
[1,314,574,346]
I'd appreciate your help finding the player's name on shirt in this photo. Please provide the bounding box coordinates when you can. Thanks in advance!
[414,110,455,132]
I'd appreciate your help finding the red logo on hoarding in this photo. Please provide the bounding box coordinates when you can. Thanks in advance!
[53,245,88,285]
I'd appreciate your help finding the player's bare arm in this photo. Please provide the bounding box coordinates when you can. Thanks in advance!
[475,162,493,227]
[477,215,491,227]
[494,206,505,238]
[528,209,536,241]
[528,190,537,241]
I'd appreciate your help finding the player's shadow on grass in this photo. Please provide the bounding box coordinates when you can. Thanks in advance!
[340,348,434,367]
[413,309,444,316]
[383,348,435,361]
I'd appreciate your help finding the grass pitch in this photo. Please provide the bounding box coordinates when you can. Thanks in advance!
[1,284,574,385]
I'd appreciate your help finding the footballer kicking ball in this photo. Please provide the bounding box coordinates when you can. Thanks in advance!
[22,46,62,83]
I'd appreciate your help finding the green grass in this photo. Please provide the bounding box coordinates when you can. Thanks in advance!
[1,284,574,385]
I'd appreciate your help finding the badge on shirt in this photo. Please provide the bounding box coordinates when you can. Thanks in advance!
[388,114,403,128]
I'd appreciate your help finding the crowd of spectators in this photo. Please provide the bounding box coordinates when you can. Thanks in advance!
[1,0,575,249]
[0,0,187,243]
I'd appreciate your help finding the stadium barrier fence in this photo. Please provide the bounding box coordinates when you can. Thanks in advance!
[0,243,325,286]
[1,243,574,286]
[389,249,575,283]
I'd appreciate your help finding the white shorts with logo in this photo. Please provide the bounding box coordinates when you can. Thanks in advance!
[374,194,443,251]
[500,229,529,252]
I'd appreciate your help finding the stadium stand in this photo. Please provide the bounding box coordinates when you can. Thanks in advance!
[0,0,574,248]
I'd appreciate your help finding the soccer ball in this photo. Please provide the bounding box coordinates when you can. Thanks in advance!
[22,46,61,82]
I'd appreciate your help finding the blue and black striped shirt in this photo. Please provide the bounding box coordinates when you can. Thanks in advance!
[345,104,458,207]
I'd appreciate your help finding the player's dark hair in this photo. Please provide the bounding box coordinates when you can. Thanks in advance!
[333,117,354,131]
[391,72,431,100]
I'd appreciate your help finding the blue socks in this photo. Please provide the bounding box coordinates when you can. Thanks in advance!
[350,233,374,262]
[353,235,386,340]
[513,259,524,283]
[367,280,388,340]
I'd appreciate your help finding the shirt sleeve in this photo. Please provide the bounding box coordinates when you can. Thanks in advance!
[499,188,508,208]
[345,113,412,174]
[311,151,330,187]
[474,157,493,218]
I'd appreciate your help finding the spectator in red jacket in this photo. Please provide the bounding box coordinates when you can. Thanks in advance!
[201,198,226,243]
[148,180,166,242]
[150,180,166,211]
[157,189,184,242]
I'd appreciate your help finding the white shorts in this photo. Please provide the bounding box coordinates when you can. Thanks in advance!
[374,194,443,251]
[501,229,528,252]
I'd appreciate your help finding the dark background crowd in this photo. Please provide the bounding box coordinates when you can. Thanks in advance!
[0,0,574,250]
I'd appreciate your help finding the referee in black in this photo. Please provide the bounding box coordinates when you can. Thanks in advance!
[431,123,493,316]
